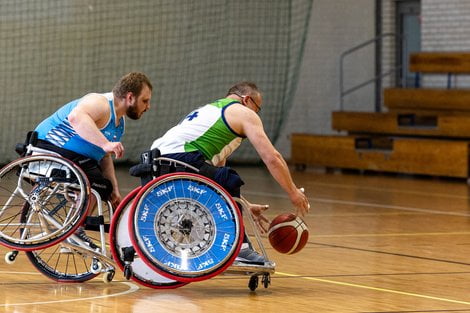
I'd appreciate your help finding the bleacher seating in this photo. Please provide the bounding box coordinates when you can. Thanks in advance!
[292,52,470,180]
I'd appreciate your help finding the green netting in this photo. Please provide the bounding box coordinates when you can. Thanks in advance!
[0,0,313,164]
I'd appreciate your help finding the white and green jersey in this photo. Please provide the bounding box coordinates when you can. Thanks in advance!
[151,98,245,165]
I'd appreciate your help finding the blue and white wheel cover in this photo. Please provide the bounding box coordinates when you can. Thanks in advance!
[134,177,239,276]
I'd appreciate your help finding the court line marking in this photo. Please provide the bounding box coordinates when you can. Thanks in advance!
[310,241,470,266]
[276,272,470,306]
[245,174,470,305]
[281,271,470,278]
[314,231,470,238]
[311,212,422,217]
[306,180,469,200]
[0,281,139,307]
[242,172,468,200]
[244,190,470,217]
[313,197,470,217]
[0,270,41,275]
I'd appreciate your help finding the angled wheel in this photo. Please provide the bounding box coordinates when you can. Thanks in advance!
[25,199,109,282]
[25,245,100,282]
[109,187,187,289]
[129,173,244,283]
[0,155,90,250]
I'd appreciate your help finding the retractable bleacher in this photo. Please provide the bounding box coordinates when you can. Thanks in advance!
[292,52,470,180]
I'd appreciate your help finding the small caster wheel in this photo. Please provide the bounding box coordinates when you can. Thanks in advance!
[103,270,115,283]
[262,274,271,288]
[5,251,18,264]
[123,264,132,280]
[91,259,103,274]
[248,275,259,291]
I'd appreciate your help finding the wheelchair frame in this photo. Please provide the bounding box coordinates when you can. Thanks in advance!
[0,141,275,290]
[0,143,116,282]
[119,156,275,290]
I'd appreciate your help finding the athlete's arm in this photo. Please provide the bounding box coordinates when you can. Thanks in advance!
[100,153,122,207]
[229,106,310,216]
[67,94,124,158]
[214,159,226,167]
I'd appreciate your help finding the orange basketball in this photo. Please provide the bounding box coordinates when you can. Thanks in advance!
[268,213,309,254]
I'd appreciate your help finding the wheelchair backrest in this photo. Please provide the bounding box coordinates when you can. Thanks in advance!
[129,150,200,187]
[16,132,72,179]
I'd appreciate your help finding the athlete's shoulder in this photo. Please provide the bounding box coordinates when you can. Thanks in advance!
[76,93,111,112]
[80,92,110,104]
[223,102,261,136]
[224,101,258,119]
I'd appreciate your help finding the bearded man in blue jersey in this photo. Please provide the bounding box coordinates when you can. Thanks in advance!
[34,72,152,249]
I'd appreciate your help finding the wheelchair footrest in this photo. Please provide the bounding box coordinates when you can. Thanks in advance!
[225,261,276,275]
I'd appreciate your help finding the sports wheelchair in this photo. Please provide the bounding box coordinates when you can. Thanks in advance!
[0,132,116,282]
[0,134,275,290]
[111,151,275,290]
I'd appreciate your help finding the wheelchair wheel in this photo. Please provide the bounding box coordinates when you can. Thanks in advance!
[25,197,111,282]
[25,240,99,282]
[129,173,244,283]
[109,187,187,289]
[0,154,90,250]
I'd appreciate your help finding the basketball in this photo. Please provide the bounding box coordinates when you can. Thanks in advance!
[268,213,309,255]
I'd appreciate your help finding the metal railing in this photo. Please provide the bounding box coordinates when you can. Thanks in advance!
[339,32,402,111]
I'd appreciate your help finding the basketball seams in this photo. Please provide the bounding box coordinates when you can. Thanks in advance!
[295,217,308,232]
[286,226,303,254]
[268,214,309,255]
[267,220,298,234]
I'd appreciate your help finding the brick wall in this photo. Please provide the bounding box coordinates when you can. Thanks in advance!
[421,0,470,87]
[381,0,396,92]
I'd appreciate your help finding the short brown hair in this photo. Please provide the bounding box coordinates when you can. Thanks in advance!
[226,81,260,98]
[112,72,152,99]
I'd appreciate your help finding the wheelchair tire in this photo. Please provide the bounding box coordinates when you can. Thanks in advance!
[109,187,187,289]
[25,240,99,282]
[0,154,91,251]
[129,173,244,283]
[25,189,114,283]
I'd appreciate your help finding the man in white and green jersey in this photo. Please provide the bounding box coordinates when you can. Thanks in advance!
[151,82,310,263]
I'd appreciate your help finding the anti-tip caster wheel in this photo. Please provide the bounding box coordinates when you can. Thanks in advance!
[123,264,133,280]
[90,259,103,274]
[5,251,18,264]
[248,275,259,291]
[262,274,271,288]
[103,270,115,283]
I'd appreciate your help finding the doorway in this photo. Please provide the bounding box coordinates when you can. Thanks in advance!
[395,0,421,87]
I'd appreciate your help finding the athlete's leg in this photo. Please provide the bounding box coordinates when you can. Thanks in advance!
[212,167,267,264]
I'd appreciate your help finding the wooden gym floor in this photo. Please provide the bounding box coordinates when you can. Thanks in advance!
[2,165,470,312]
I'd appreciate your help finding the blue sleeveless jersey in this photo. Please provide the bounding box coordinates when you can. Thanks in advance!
[35,92,125,161]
